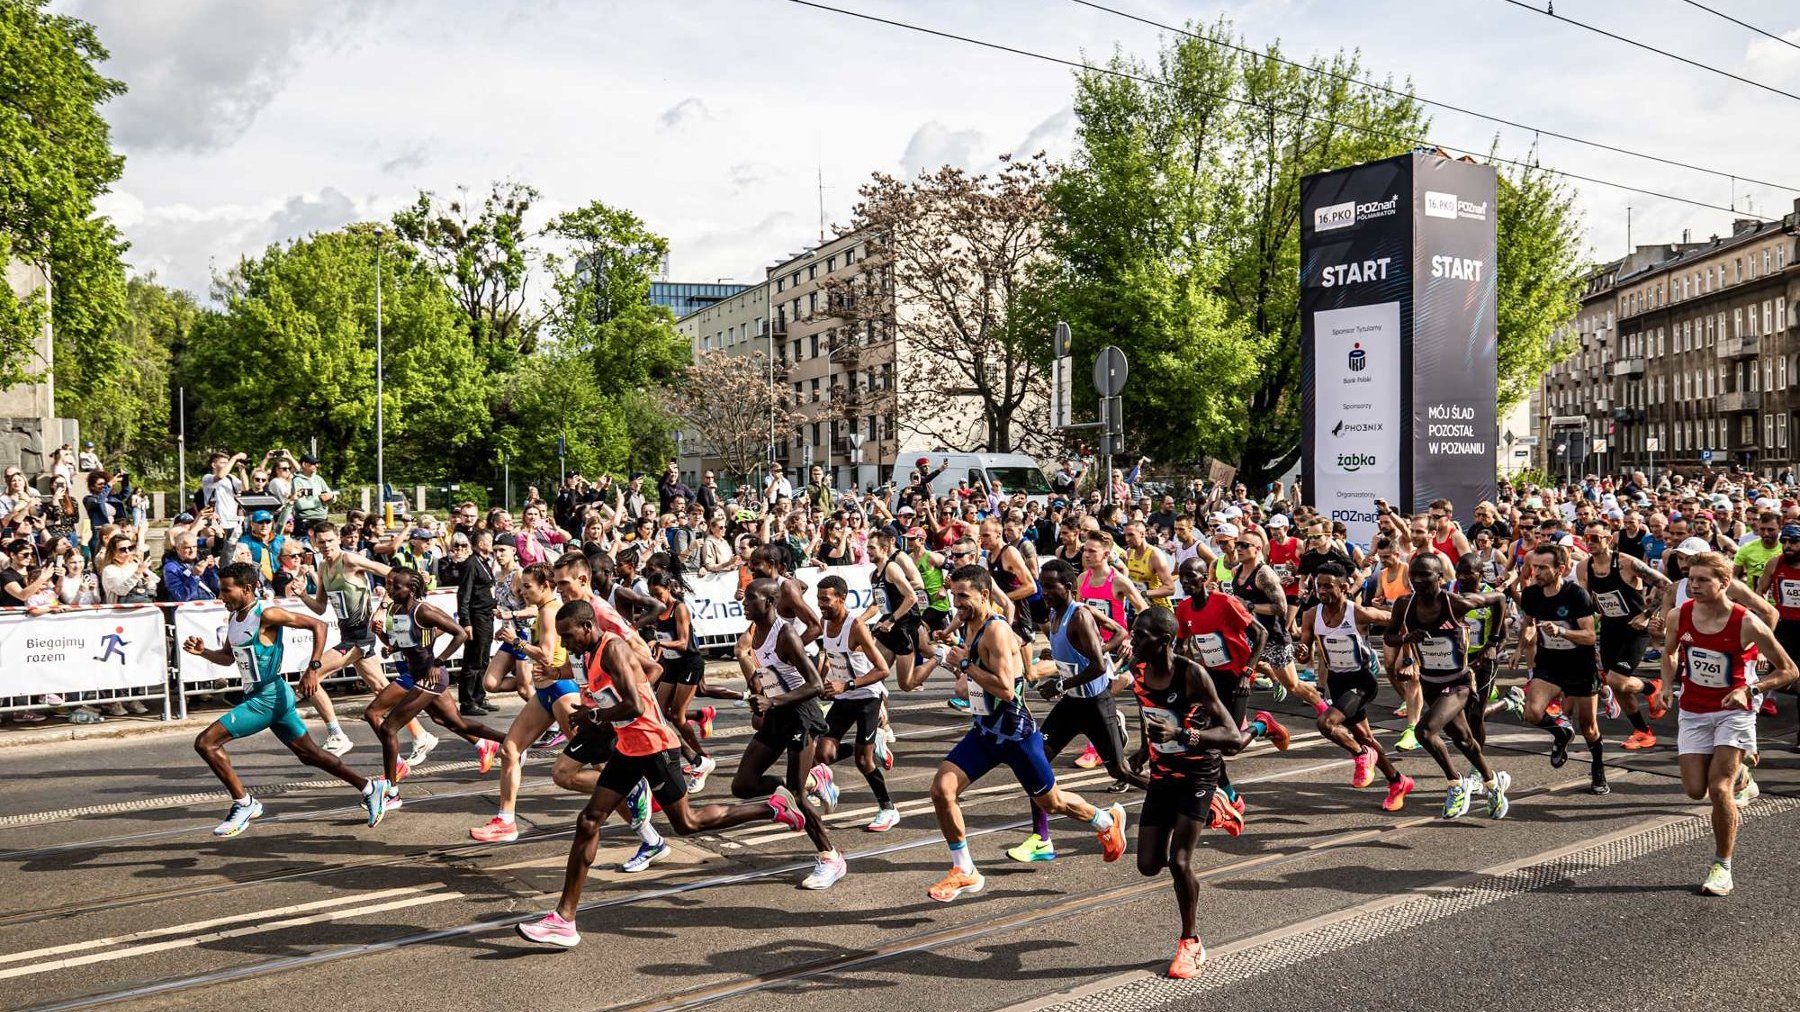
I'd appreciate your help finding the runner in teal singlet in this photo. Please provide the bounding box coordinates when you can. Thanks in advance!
[183,562,387,837]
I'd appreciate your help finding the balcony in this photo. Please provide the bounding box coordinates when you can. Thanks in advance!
[771,317,788,336]
[1592,398,1612,413]
[1716,333,1760,359]
[1612,357,1645,378]
[1717,389,1759,412]
[1612,407,1645,423]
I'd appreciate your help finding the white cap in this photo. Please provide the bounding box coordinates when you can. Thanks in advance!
[1675,536,1712,556]
[1756,497,1779,510]
[1267,514,1290,528]
[1214,523,1240,539]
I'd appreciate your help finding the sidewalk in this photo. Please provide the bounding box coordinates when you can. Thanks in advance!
[0,694,383,750]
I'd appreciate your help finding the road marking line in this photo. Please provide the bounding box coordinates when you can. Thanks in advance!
[0,891,462,983]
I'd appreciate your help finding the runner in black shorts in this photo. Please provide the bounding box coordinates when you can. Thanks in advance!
[1518,543,1609,794]
[644,566,714,790]
[1296,563,1411,810]
[1576,518,1672,751]
[813,575,900,832]
[1126,607,1248,980]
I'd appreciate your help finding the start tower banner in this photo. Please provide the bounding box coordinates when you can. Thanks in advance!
[1300,152,1498,541]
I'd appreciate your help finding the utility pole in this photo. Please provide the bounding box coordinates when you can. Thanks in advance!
[374,226,386,517]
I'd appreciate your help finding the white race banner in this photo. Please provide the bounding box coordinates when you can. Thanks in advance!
[1312,300,1403,543]
[686,564,879,642]
[0,605,167,695]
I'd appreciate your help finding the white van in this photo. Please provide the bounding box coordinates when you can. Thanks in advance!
[887,451,1055,509]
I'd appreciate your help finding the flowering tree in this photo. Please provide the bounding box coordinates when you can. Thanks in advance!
[662,349,794,485]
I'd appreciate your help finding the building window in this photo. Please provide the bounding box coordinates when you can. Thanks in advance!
[1766,415,1775,448]
[826,256,836,272]
[844,247,855,265]
[1735,258,1742,282]
[809,333,818,358]
[776,278,785,293]
[1781,413,1789,450]
[1779,296,1787,331]
[1764,300,1773,335]
[808,265,817,281]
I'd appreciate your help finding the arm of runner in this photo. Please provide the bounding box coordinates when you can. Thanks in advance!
[1002,548,1037,602]
[1183,657,1248,754]
[1294,605,1316,665]
[1353,602,1393,628]
[1116,571,1149,614]
[846,618,892,689]
[262,605,328,696]
[1146,549,1175,602]
[963,623,1022,702]
[517,601,562,667]
[1727,579,1779,626]
[781,580,824,644]
[180,635,234,667]
[1738,612,1799,700]
[419,602,469,667]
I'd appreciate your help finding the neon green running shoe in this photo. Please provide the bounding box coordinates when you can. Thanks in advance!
[1006,833,1057,863]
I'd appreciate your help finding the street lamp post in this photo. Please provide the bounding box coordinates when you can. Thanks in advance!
[374,226,385,514]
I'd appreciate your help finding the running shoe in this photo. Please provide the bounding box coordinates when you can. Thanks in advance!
[684,755,716,795]
[768,786,806,831]
[1253,711,1290,751]
[626,780,652,828]
[1464,771,1487,798]
[809,763,840,814]
[1487,771,1511,820]
[1501,686,1526,717]
[212,797,264,837]
[947,696,970,713]
[1167,936,1207,980]
[873,734,894,771]
[1225,791,1246,816]
[1252,675,1274,691]
[1591,775,1610,796]
[405,732,438,767]
[1699,861,1734,896]
[1486,682,1500,704]
[322,731,354,756]
[470,816,519,843]
[364,778,390,827]
[1208,793,1244,837]
[622,839,671,873]
[928,868,986,902]
[1442,779,1471,819]
[1644,647,1662,662]
[532,727,565,750]
[1547,701,1563,719]
[384,784,402,811]
[800,851,848,890]
[1074,743,1101,769]
[1733,766,1760,807]
[478,739,501,775]
[1621,730,1657,750]
[866,808,901,832]
[697,705,716,739]
[1393,702,1409,719]
[1382,775,1415,812]
[516,911,580,948]
[1105,779,1130,794]
[1007,833,1057,862]
[1351,746,1376,789]
[1298,668,1317,683]
[1761,696,1778,717]
[1394,725,1419,751]
[1644,680,1667,720]
[1270,682,1289,703]
[125,700,149,715]
[1600,685,1621,720]
[1096,803,1127,862]
[1549,724,1574,768]
[393,759,411,783]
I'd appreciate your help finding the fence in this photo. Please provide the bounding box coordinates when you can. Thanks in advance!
[0,565,879,724]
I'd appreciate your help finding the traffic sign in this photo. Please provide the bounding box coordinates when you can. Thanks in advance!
[1593,438,1608,454]
[1093,346,1129,397]
[1700,449,1713,463]
[1646,437,1660,452]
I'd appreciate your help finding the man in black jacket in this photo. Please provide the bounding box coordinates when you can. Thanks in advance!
[456,529,498,715]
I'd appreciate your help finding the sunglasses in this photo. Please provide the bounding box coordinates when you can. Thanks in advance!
[1233,541,1255,550]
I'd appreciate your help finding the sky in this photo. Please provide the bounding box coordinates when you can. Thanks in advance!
[59,0,1800,301]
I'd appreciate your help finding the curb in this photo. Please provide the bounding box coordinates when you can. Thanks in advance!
[0,696,382,750]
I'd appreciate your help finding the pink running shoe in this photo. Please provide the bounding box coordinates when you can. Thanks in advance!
[1351,746,1376,789]
[1382,774,1416,812]
[768,786,806,831]
[477,739,500,774]
[1074,743,1101,769]
[516,911,580,948]
[470,816,519,843]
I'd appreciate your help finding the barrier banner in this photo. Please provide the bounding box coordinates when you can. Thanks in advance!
[0,605,167,695]
[686,565,878,642]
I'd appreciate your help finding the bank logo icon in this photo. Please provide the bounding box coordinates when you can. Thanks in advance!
[1348,342,1367,372]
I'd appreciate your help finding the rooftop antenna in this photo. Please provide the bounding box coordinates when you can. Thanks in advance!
[1626,205,1632,251]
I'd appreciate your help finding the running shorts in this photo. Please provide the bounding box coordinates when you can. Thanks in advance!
[220,678,309,745]
[874,614,922,656]
[1139,773,1219,827]
[922,608,952,634]
[1206,668,1251,726]
[1598,625,1651,677]
[1677,707,1758,756]
[752,700,828,753]
[1326,671,1380,725]
[1535,661,1600,698]
[333,622,379,657]
[944,726,1056,797]
[597,748,687,807]
[534,678,581,714]
[823,695,884,746]
[661,653,705,687]
[562,720,618,766]
[1039,693,1128,766]
[501,642,530,663]
[1262,639,1294,668]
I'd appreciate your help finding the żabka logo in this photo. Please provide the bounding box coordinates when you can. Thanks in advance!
[1336,453,1377,472]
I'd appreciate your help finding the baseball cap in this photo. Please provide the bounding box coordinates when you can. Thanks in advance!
[1050,498,1068,510]
[175,512,195,524]
[250,510,273,523]
[1675,537,1712,556]
[1523,496,1544,509]
[904,526,926,540]
[1214,522,1240,539]
[915,456,930,469]
[1782,524,1800,540]
[1267,514,1290,528]
[409,527,433,540]
[493,533,518,548]
[897,505,915,515]
[299,453,318,464]
[82,441,94,449]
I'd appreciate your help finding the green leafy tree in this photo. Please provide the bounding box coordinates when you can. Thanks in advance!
[1493,153,1585,414]
[542,200,689,389]
[73,275,196,477]
[491,344,628,485]
[0,0,128,388]
[392,181,541,371]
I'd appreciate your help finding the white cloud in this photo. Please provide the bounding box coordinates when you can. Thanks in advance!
[658,97,711,130]
[899,122,990,178]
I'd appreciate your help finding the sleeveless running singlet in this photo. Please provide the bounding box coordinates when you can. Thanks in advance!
[822,615,882,701]
[228,601,283,686]
[1312,601,1373,676]
[1675,601,1756,714]
[1049,600,1111,698]
[1400,591,1468,684]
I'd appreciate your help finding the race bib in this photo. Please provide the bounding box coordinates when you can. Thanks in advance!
[1193,632,1232,668]
[1685,646,1732,689]
[967,687,992,716]
[231,645,257,681]
[826,653,851,681]
[1463,615,1486,646]
[1540,625,1574,650]
[1417,636,1456,670]
[1780,579,1800,609]
[1142,706,1188,755]
[754,666,782,694]
[1218,580,1234,596]
[388,614,418,649]
[1594,590,1629,619]
[588,684,621,708]
[329,590,349,618]
[1273,563,1295,585]
[1321,634,1362,673]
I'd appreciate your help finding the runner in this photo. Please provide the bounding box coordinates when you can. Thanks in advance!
[366,567,506,795]
[1754,523,1800,751]
[927,565,1126,903]
[515,599,807,948]
[1123,520,1176,610]
[296,520,434,763]
[1453,554,1523,746]
[1295,563,1413,810]
[862,531,925,693]
[1172,556,1276,833]
[1230,531,1325,713]
[643,565,715,791]
[1658,551,1799,895]
[1576,517,1672,750]
[469,562,578,843]
[732,578,844,890]
[1126,605,1248,980]
[1517,544,1609,795]
[1386,555,1512,818]
[1076,529,1147,642]
[1009,559,1146,863]
[182,562,386,835]
[480,532,536,705]
[812,574,900,831]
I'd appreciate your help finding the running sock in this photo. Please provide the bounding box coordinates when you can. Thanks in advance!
[1220,781,1240,804]
[1717,856,1732,869]
[865,767,893,808]
[1033,806,1051,840]
[327,721,344,737]
[1248,717,1269,738]
[1627,711,1650,734]
[233,794,252,805]
[1587,736,1605,774]
[359,783,372,797]
[948,839,974,873]
[1088,807,1115,832]
[497,810,515,825]
[637,821,665,848]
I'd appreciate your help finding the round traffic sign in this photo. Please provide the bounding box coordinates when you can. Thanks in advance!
[1093,345,1129,396]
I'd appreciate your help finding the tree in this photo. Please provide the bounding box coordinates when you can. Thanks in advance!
[1493,152,1585,414]
[542,200,688,389]
[179,226,484,484]
[0,0,129,388]
[663,350,794,485]
[491,344,628,483]
[70,275,196,477]
[392,181,540,370]
[827,154,1056,453]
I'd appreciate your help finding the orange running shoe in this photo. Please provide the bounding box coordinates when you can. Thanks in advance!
[1254,711,1291,751]
[1643,680,1667,720]
[1074,743,1101,769]
[1621,730,1657,751]
[1382,774,1415,812]
[698,705,716,739]
[394,759,411,783]
[928,868,985,902]
[477,739,500,774]
[1168,936,1207,979]
[1096,803,1127,862]
[1209,792,1245,837]
[1547,701,1563,718]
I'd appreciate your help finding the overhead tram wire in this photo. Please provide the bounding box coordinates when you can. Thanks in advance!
[1677,0,1800,54]
[782,0,1777,221]
[1497,0,1800,105]
[1070,0,1800,194]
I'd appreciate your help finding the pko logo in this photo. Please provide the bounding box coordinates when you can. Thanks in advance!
[1348,342,1367,371]
[1336,453,1377,472]
[1425,191,1458,219]
[1313,200,1356,231]
[1330,508,1379,524]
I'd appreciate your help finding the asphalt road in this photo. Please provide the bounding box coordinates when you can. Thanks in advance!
[2,668,1797,1012]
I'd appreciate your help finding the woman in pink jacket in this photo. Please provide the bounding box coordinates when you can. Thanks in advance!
[514,503,569,567]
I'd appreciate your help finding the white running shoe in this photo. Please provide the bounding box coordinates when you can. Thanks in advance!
[213,798,264,837]
[865,807,901,832]
[405,732,439,767]
[800,851,848,890]
[322,731,354,756]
